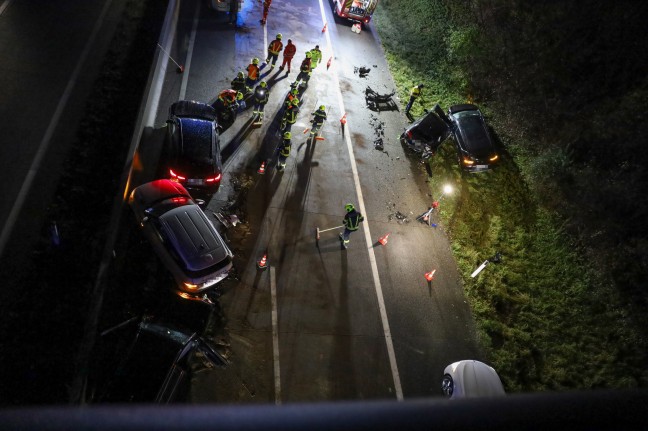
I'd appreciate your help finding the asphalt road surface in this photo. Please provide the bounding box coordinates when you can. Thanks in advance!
[86,0,483,404]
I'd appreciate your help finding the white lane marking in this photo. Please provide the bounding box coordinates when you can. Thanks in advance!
[318,0,404,400]
[179,0,201,100]
[0,0,115,256]
[144,0,180,128]
[270,265,282,405]
[0,0,13,16]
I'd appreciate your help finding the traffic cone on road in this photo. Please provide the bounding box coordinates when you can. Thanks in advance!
[424,269,436,282]
[258,161,266,174]
[378,233,390,246]
[326,57,332,70]
[322,22,327,33]
[340,113,347,125]
[257,253,268,270]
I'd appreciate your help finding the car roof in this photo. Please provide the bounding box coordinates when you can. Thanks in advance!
[177,117,215,164]
[445,360,506,398]
[169,100,218,121]
[452,110,493,154]
[160,205,228,272]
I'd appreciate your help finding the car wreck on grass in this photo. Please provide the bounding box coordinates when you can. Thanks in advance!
[400,103,499,172]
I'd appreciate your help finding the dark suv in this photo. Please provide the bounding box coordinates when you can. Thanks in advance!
[164,101,223,194]
[400,103,498,172]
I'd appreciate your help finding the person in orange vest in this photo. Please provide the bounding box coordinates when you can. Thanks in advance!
[246,58,260,86]
[279,39,296,73]
[260,0,272,25]
[265,33,283,69]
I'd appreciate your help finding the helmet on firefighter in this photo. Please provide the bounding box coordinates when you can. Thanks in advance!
[345,203,355,212]
[283,131,291,139]
[276,33,282,40]
[260,81,267,88]
[237,71,245,78]
[305,52,312,59]
[252,58,260,65]
[319,105,325,111]
[236,91,244,101]
[291,88,298,95]
[291,98,299,106]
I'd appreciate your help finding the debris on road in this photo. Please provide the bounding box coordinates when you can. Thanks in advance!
[370,114,387,152]
[365,86,397,112]
[354,66,371,78]
[386,203,411,224]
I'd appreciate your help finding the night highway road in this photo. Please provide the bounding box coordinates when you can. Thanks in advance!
[1,0,482,404]
[83,0,483,404]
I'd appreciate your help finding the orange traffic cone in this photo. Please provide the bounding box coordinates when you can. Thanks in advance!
[326,57,332,70]
[340,113,347,125]
[258,161,266,174]
[378,233,390,246]
[424,269,437,281]
[257,253,268,270]
[322,22,327,33]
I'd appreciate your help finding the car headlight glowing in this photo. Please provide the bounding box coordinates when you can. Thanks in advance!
[489,154,499,162]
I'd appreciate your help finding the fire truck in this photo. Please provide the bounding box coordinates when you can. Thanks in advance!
[331,0,378,25]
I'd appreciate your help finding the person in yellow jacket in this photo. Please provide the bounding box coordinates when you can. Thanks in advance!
[308,45,322,69]
[405,83,424,116]
[265,34,284,69]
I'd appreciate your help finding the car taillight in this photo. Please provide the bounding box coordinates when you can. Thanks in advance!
[169,169,186,181]
[205,173,222,183]
[406,130,413,139]
[489,154,499,162]
[171,197,188,204]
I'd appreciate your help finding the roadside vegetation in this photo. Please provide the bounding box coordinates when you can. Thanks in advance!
[375,0,648,391]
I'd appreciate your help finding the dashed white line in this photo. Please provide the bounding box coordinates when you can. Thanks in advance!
[317,0,404,400]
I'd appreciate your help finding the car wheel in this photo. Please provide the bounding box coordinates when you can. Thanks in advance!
[441,374,454,397]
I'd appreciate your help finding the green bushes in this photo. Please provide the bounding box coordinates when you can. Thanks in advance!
[375,0,648,391]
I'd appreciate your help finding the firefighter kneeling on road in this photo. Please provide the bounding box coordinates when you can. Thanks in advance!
[339,203,364,249]
[252,81,269,123]
[280,98,300,133]
[215,89,243,113]
[277,131,292,172]
[231,71,249,96]
[310,105,327,136]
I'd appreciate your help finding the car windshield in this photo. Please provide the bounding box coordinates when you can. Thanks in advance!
[454,111,491,152]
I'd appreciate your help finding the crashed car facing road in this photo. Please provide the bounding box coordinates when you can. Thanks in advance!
[164,101,223,195]
[448,104,499,172]
[401,103,498,172]
[129,179,233,301]
[400,104,451,160]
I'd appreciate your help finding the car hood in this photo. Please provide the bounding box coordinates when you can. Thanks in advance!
[160,206,228,272]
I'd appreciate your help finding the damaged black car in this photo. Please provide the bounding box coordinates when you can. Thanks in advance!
[401,103,498,172]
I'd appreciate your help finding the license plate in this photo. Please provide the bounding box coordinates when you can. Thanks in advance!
[349,6,365,15]
[187,179,204,185]
[475,165,488,170]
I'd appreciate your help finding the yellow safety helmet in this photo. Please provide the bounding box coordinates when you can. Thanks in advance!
[260,81,267,88]
[276,33,282,40]
[237,71,245,78]
[319,105,326,111]
[291,98,299,106]
[291,88,298,95]
[345,203,355,212]
[305,52,312,58]
[236,91,244,101]
[252,58,260,65]
[283,131,291,139]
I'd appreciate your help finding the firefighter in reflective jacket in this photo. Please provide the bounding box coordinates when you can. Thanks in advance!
[405,83,424,116]
[284,87,299,109]
[310,105,327,136]
[231,71,248,94]
[308,45,322,69]
[277,131,292,171]
[253,81,269,121]
[280,98,300,132]
[296,52,312,84]
[247,58,260,86]
[339,203,364,248]
[265,34,283,69]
